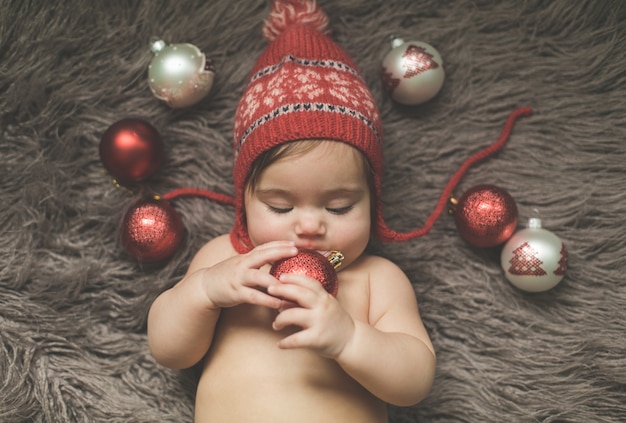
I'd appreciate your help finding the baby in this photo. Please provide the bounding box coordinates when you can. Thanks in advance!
[147,1,436,421]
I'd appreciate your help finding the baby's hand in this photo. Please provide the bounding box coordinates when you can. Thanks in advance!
[269,273,355,359]
[199,241,298,310]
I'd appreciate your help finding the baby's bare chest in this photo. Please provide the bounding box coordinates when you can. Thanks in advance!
[195,301,386,422]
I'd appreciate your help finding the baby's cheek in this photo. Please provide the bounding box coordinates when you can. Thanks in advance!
[334,220,370,261]
[247,217,288,246]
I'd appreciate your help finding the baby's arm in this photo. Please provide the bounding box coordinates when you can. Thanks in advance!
[147,235,297,369]
[335,259,436,406]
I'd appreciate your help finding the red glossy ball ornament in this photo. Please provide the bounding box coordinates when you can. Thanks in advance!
[453,184,518,247]
[270,250,344,297]
[99,118,164,184]
[121,198,184,263]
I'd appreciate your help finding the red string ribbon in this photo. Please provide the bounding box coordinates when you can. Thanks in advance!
[161,187,235,205]
[380,106,533,242]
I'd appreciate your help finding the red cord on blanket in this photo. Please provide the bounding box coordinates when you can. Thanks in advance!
[160,187,235,205]
[377,106,533,242]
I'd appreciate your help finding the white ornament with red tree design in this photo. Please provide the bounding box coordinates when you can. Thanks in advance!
[501,218,568,292]
[381,38,445,105]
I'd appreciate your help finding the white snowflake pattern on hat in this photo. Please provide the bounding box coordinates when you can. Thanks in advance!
[238,82,264,125]
[292,68,324,100]
[238,61,378,134]
[324,71,378,120]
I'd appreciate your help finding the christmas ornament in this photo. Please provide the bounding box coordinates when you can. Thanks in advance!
[270,250,344,297]
[501,218,568,293]
[99,115,236,264]
[121,198,184,263]
[451,184,518,247]
[381,38,445,105]
[99,118,164,184]
[148,39,215,108]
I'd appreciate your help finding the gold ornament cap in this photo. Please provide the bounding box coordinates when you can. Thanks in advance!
[327,250,344,270]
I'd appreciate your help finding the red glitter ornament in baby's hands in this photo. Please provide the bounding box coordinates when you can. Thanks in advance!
[270,250,344,297]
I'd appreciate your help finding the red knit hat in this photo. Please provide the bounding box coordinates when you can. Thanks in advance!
[227,0,532,253]
[230,0,387,253]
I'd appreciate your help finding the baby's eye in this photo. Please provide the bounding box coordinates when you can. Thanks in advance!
[326,205,353,215]
[267,205,293,214]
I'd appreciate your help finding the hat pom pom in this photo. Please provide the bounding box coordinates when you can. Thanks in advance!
[263,0,330,41]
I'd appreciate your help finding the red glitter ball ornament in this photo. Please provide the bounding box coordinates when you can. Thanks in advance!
[270,250,344,297]
[453,184,518,247]
[121,198,184,263]
[99,118,164,183]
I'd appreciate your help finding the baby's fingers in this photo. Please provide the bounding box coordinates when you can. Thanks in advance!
[240,269,285,308]
[241,285,282,309]
[272,306,309,332]
[245,241,298,268]
[276,326,313,350]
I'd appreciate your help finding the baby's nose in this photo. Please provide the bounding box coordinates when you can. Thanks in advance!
[295,211,326,236]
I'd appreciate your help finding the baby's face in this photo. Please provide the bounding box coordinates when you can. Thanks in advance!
[244,141,371,268]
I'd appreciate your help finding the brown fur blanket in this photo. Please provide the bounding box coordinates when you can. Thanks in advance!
[1,0,624,421]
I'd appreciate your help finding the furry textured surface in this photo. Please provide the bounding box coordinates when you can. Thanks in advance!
[1,0,624,421]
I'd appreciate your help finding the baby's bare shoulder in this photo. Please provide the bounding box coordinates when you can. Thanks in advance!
[356,255,428,340]
[355,254,416,300]
[187,234,237,274]
[354,254,408,280]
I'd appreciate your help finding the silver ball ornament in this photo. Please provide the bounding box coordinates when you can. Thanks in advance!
[148,39,215,108]
[381,38,445,105]
[501,218,568,293]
